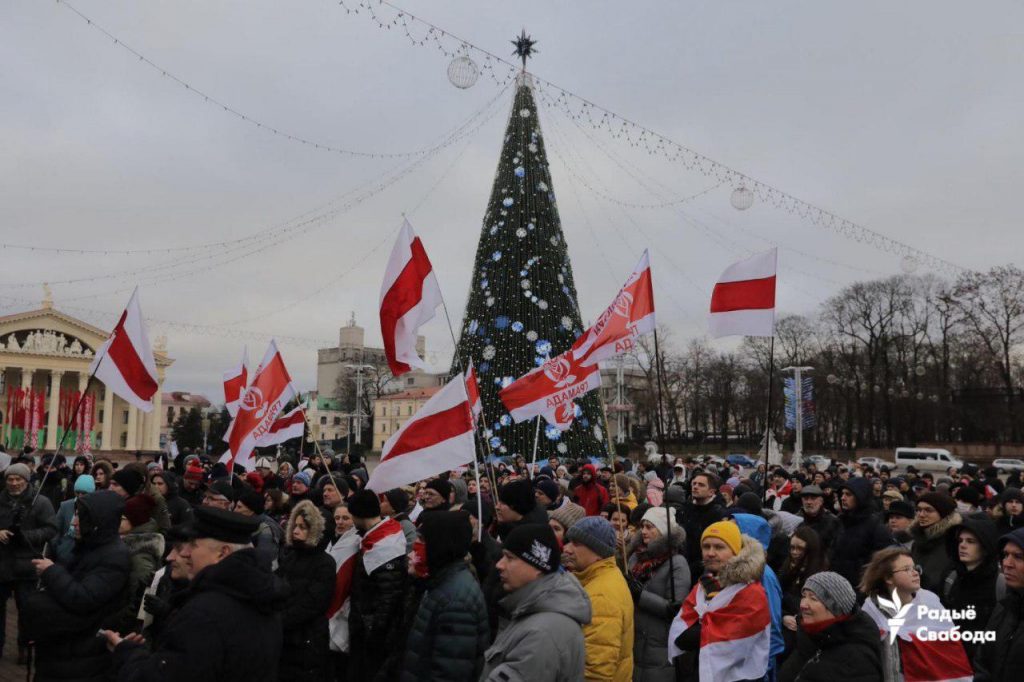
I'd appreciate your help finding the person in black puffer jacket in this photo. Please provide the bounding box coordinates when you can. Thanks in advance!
[110,506,289,681]
[942,514,1001,663]
[399,510,489,682]
[22,490,129,682]
[150,470,194,528]
[779,571,882,682]
[277,500,336,682]
[830,478,892,588]
[973,527,1024,681]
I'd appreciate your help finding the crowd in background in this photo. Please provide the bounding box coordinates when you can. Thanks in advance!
[1,440,1023,681]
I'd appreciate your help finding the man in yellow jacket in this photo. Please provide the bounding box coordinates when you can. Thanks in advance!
[563,516,634,682]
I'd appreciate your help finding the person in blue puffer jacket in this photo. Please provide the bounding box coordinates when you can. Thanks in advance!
[731,513,785,681]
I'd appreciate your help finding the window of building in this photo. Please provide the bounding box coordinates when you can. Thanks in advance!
[381,406,387,417]
[407,377,415,385]
[120,432,128,448]
[333,417,341,426]
[123,410,130,425]
[98,409,105,424]
[320,416,327,425]
[407,405,413,415]
[167,406,174,424]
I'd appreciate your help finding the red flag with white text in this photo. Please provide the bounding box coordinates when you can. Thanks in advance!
[573,249,656,366]
[225,340,296,470]
[89,288,160,411]
[499,350,601,428]
[256,403,305,447]
[223,347,249,417]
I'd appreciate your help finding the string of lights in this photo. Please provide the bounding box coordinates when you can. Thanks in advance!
[334,0,964,275]
[0,82,510,259]
[54,0,510,161]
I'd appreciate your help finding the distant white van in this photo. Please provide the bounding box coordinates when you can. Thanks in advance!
[894,447,963,472]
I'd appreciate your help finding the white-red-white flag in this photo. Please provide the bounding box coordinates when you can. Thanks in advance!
[256,403,305,446]
[466,362,482,419]
[379,219,444,377]
[499,350,601,427]
[708,248,777,338]
[89,287,159,412]
[573,250,656,366]
[225,340,296,469]
[326,529,360,653]
[366,374,475,493]
[223,347,249,417]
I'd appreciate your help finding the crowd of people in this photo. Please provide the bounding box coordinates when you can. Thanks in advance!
[1,442,1023,681]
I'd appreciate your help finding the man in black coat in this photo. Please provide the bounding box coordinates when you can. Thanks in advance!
[830,478,893,588]
[106,506,288,682]
[24,490,129,681]
[797,485,842,552]
[679,472,725,577]
[974,528,1024,681]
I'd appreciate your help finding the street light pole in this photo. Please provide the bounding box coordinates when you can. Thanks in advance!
[343,364,376,445]
[782,366,814,467]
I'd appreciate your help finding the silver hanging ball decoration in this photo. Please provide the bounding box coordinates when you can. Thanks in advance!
[730,186,754,211]
[900,255,919,274]
[447,56,480,89]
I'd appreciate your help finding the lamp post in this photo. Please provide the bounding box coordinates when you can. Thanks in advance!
[782,366,814,467]
[201,414,211,454]
[344,363,376,446]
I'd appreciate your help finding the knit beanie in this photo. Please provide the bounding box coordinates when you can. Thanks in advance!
[534,477,561,504]
[702,521,742,556]
[383,488,410,514]
[112,469,145,497]
[425,478,453,502]
[565,516,617,559]
[244,471,264,494]
[803,571,858,617]
[917,492,956,518]
[292,471,313,489]
[955,486,981,506]
[736,492,763,517]
[124,494,156,527]
[640,505,677,539]
[4,463,31,482]
[499,478,537,516]
[184,461,204,483]
[348,489,381,519]
[548,501,586,531]
[74,475,96,494]
[502,523,560,573]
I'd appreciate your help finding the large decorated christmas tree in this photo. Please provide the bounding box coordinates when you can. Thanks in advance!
[452,34,610,462]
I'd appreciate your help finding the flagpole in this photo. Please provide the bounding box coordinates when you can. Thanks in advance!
[761,335,776,504]
[529,416,542,480]
[294,393,346,497]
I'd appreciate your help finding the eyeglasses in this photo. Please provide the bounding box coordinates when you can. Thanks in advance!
[891,564,923,576]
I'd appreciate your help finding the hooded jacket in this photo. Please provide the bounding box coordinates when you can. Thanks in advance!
[627,524,691,682]
[400,511,490,682]
[277,500,336,682]
[114,546,288,682]
[973,528,1024,681]
[573,464,610,517]
[157,471,194,527]
[943,514,1001,660]
[575,555,634,682]
[23,490,130,682]
[0,484,58,581]
[672,533,770,682]
[480,570,592,682]
[778,608,883,682]
[732,514,785,667]
[910,509,963,595]
[117,519,166,633]
[830,478,893,587]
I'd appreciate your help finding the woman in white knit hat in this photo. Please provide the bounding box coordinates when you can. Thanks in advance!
[626,506,690,682]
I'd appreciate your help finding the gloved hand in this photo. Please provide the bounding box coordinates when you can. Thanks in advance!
[627,577,644,602]
[143,594,171,619]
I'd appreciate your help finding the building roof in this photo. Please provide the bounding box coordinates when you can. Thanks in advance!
[375,386,442,401]
[162,392,211,407]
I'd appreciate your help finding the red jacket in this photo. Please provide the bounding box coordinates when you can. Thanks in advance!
[573,464,610,516]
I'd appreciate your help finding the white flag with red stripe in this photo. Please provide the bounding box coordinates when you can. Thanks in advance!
[359,517,408,573]
[366,374,475,493]
[225,340,296,470]
[862,590,973,682]
[256,403,305,446]
[89,288,159,412]
[708,248,777,338]
[379,219,444,377]
[667,581,771,681]
[499,350,601,427]
[573,250,656,366]
[466,363,482,419]
[326,528,360,653]
[223,347,249,417]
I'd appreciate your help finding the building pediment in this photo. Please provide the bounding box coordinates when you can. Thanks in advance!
[0,308,108,358]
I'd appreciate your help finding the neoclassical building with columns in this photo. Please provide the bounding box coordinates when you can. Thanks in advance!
[0,299,172,454]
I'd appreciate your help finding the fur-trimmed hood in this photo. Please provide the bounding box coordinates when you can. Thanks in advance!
[716,533,766,588]
[123,521,166,561]
[911,510,963,546]
[285,499,325,548]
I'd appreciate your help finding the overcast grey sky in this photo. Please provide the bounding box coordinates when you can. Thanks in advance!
[2,0,1021,399]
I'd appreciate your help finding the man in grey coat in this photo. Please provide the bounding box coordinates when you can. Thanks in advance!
[480,524,591,682]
